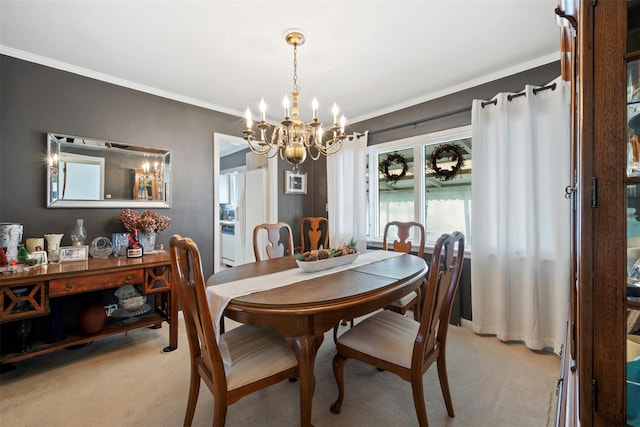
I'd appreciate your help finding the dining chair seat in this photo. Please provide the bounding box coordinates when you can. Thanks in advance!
[337,310,416,368]
[385,292,419,315]
[220,325,298,390]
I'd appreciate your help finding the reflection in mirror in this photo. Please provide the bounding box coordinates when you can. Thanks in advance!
[47,133,171,208]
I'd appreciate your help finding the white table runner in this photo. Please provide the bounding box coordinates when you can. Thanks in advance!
[205,250,403,341]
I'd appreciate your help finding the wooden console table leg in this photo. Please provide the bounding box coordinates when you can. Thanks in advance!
[162,284,178,353]
[17,319,32,353]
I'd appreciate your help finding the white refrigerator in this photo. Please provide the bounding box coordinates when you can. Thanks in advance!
[235,168,268,264]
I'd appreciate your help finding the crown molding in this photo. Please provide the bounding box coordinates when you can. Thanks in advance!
[0,45,245,118]
[1,45,560,125]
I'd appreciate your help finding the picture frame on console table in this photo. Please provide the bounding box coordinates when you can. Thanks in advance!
[29,250,48,265]
[284,170,307,194]
[59,245,89,262]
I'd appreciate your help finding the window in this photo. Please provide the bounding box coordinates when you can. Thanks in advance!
[367,126,472,247]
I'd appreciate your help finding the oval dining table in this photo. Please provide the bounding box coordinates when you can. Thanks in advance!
[207,252,428,427]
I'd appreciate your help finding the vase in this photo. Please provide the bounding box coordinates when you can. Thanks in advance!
[71,219,87,246]
[138,231,157,253]
[44,233,64,263]
[112,233,130,258]
[79,304,106,335]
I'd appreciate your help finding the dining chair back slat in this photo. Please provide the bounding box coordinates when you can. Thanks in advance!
[383,221,426,319]
[253,222,294,261]
[300,217,329,253]
[382,221,425,257]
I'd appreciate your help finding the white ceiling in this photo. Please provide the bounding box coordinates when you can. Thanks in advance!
[0,1,561,125]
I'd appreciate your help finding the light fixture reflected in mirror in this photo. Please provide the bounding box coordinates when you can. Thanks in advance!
[48,152,59,200]
[137,160,165,201]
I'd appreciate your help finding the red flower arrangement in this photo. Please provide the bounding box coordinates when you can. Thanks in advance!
[119,209,171,233]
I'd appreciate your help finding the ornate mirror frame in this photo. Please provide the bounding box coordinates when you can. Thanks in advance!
[47,133,171,208]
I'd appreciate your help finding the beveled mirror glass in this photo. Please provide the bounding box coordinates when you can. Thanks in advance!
[47,133,171,208]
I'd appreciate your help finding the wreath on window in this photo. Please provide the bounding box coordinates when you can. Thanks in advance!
[379,152,408,183]
[430,143,466,181]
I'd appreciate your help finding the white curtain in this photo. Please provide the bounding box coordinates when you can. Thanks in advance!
[471,77,571,354]
[327,132,368,252]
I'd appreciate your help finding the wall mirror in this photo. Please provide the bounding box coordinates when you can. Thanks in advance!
[47,133,171,208]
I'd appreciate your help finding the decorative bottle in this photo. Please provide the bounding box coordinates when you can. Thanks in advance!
[71,219,87,246]
[127,230,144,258]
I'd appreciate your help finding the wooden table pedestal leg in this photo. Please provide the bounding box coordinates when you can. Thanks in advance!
[290,335,318,427]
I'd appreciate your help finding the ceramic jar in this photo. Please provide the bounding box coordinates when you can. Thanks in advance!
[79,304,106,335]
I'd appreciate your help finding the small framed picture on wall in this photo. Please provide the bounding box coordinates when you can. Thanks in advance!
[284,170,307,194]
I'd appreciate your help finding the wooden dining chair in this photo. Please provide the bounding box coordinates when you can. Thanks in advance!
[330,232,465,427]
[383,221,426,320]
[252,222,295,261]
[169,235,299,427]
[299,216,329,253]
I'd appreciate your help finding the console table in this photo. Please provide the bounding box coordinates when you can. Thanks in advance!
[0,252,176,366]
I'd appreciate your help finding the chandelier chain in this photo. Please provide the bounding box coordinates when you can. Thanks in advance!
[293,44,299,93]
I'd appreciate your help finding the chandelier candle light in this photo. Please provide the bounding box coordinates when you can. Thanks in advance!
[243,29,347,173]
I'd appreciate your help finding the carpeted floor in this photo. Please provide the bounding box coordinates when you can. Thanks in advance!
[0,313,559,426]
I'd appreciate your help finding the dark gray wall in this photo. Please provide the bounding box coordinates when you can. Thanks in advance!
[352,62,561,146]
[0,55,246,278]
[278,154,328,247]
[0,54,559,293]
[220,148,250,171]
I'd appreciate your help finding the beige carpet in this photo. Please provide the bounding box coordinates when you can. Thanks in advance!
[0,313,559,426]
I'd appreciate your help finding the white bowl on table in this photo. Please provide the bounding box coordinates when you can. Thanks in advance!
[296,253,359,273]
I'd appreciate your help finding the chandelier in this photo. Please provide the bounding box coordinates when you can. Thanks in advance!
[243,29,346,173]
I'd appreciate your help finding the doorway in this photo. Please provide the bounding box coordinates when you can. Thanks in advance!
[213,133,277,273]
